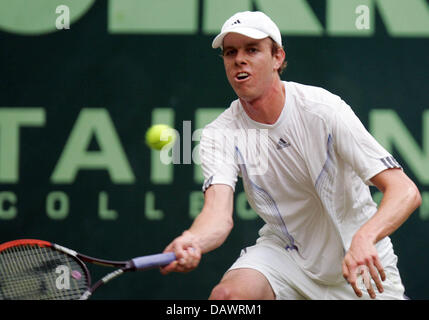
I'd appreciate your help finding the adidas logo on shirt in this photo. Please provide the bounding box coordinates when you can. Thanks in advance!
[277,138,291,149]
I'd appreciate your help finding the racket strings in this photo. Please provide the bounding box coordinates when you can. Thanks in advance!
[0,245,88,300]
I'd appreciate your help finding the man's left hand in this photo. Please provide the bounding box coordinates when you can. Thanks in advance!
[342,232,386,299]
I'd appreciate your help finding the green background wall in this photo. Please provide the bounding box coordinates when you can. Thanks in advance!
[0,0,428,299]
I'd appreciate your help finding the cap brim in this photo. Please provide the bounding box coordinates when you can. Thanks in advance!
[212,27,269,49]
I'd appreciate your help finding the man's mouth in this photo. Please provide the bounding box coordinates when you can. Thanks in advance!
[235,72,250,81]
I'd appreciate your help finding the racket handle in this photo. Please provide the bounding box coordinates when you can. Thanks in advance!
[132,252,176,270]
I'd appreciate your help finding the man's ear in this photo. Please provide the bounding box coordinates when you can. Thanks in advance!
[274,47,286,71]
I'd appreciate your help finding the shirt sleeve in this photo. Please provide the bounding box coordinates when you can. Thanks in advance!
[199,126,239,192]
[331,101,402,185]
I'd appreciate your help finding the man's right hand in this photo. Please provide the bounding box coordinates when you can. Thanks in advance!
[160,230,202,274]
[160,184,235,275]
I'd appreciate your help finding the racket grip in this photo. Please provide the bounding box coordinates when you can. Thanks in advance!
[132,252,176,270]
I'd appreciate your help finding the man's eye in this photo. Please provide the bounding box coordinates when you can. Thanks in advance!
[248,48,257,53]
[224,50,235,56]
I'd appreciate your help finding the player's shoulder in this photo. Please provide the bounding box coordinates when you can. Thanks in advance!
[203,99,242,131]
[286,81,345,117]
[200,100,242,146]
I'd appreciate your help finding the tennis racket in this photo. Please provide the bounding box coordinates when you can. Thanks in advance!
[0,239,176,300]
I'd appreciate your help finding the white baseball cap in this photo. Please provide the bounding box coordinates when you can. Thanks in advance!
[212,11,282,49]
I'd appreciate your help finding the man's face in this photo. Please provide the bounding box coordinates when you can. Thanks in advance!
[222,33,284,103]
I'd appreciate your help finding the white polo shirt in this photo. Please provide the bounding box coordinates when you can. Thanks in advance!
[199,81,402,284]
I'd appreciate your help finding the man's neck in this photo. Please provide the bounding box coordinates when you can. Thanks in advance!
[239,79,285,125]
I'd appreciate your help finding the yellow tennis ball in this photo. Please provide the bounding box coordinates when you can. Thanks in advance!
[145,124,176,150]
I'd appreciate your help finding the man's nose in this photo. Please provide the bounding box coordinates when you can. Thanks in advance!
[235,50,247,65]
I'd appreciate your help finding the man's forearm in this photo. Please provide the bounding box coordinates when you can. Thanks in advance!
[188,209,234,253]
[357,183,421,244]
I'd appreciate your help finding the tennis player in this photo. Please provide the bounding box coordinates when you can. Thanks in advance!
[160,11,421,300]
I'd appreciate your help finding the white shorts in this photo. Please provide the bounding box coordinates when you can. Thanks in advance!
[227,236,406,300]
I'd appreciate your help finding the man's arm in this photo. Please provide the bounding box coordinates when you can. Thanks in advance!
[342,168,422,298]
[160,184,234,274]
